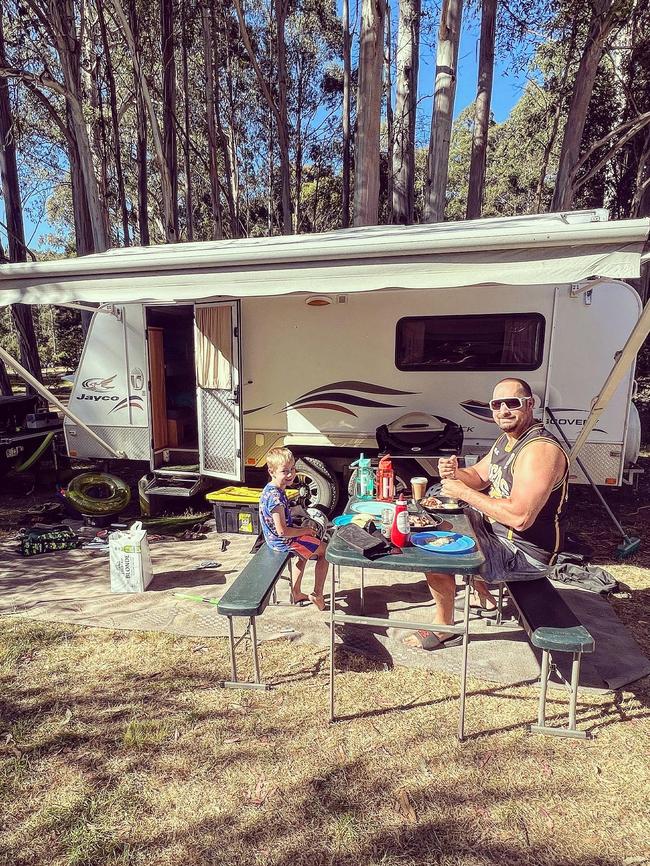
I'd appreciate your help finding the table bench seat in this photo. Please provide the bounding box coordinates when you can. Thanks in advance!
[217,545,292,689]
[505,576,595,738]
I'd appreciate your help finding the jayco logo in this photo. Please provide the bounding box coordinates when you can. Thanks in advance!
[81,375,116,393]
[76,394,120,402]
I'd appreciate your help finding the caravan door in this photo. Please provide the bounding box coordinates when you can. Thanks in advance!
[194,301,244,481]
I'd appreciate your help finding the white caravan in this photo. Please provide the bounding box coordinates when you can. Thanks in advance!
[1,210,648,508]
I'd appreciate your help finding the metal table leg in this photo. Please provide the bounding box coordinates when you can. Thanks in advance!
[360,567,365,612]
[329,563,336,721]
[458,575,471,742]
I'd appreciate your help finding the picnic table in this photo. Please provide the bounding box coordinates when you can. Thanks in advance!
[325,499,485,741]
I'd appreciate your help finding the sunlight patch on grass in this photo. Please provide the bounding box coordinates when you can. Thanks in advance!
[123,718,176,748]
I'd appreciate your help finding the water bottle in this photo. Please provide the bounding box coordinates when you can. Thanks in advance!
[351,453,374,500]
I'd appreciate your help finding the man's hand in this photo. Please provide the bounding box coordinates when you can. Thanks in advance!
[438,455,458,479]
[440,477,469,500]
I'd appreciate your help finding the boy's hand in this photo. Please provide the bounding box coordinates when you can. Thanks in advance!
[300,525,316,537]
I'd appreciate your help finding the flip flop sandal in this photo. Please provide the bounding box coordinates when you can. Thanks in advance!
[454,596,498,616]
[290,592,310,606]
[406,630,464,651]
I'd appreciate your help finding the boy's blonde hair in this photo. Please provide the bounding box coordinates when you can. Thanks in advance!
[266,447,294,473]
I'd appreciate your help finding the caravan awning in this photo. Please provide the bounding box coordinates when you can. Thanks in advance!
[1,211,648,305]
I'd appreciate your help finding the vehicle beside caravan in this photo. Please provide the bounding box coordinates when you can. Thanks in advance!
[1,210,648,509]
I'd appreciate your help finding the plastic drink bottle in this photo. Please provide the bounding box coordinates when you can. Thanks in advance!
[376,455,395,502]
[390,495,409,547]
[351,453,374,500]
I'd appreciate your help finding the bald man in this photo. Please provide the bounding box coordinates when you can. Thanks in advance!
[406,377,569,651]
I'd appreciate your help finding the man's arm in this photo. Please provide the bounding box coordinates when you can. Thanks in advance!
[440,441,566,531]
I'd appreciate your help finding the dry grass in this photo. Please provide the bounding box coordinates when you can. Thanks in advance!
[1,612,649,866]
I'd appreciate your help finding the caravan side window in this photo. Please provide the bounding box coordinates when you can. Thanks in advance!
[395,313,545,371]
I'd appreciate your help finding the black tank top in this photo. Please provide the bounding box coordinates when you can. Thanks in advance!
[486,423,569,565]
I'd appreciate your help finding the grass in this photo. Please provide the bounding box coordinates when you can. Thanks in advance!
[0,613,649,866]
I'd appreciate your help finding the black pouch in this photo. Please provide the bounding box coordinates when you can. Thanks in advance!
[336,523,391,558]
[18,524,81,557]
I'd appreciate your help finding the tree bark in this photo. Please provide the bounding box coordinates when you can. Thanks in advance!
[466,0,496,220]
[201,3,223,240]
[128,0,149,245]
[161,0,179,238]
[181,2,194,241]
[353,0,387,227]
[392,0,420,224]
[424,0,464,223]
[385,4,394,219]
[342,0,352,227]
[550,0,627,212]
[97,0,130,245]
[212,5,240,237]
[0,10,43,390]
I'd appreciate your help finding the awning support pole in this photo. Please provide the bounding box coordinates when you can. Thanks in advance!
[570,299,650,461]
[0,344,125,459]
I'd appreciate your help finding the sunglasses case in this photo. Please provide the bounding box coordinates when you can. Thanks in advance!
[335,523,391,558]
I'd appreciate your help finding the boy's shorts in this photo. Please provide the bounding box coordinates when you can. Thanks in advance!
[289,535,321,561]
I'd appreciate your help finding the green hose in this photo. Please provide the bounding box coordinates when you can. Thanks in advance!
[14,432,55,473]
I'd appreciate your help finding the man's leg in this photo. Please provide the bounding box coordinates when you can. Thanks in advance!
[404,571,457,647]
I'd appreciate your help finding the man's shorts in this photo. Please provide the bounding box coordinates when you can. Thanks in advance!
[289,534,321,561]
[465,509,547,584]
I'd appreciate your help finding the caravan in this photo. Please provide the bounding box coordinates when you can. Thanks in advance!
[2,210,648,508]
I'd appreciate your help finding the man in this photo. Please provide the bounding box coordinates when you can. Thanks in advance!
[405,377,569,650]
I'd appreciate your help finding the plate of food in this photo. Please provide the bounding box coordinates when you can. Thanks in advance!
[410,531,476,554]
[419,495,465,513]
[408,511,443,530]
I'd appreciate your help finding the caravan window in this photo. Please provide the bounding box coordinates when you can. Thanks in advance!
[395,313,545,371]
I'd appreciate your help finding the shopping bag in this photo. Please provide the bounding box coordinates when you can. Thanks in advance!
[109,521,153,592]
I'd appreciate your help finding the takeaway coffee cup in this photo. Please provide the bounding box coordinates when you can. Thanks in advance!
[411,477,428,500]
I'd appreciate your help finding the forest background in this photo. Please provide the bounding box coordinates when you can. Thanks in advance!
[0,0,648,390]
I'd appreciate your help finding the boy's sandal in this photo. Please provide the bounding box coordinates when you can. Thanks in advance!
[404,630,463,651]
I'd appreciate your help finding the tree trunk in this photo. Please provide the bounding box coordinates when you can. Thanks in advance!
[274,0,292,233]
[232,0,293,233]
[97,0,130,245]
[212,5,240,237]
[342,0,352,227]
[424,0,464,223]
[466,0,496,220]
[0,10,43,389]
[550,0,625,212]
[384,4,394,220]
[201,3,223,240]
[353,0,387,227]
[392,0,420,224]
[181,3,193,241]
[128,0,149,245]
[161,0,179,238]
[111,0,177,243]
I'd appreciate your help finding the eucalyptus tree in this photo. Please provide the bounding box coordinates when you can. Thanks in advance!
[424,0,464,223]
[466,0,497,219]
[353,0,387,226]
[392,0,420,224]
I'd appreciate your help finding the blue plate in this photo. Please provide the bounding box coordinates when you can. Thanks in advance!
[410,531,476,554]
[350,500,395,517]
[332,514,355,526]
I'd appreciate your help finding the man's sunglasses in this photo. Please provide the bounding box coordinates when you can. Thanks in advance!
[488,396,532,411]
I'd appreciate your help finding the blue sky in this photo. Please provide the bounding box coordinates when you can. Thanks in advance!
[6,7,530,253]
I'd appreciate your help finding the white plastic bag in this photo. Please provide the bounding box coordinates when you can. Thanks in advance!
[109,521,153,593]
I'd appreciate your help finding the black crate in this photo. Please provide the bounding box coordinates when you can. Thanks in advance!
[212,502,261,535]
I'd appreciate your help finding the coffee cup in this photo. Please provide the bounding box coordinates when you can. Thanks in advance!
[410,477,428,500]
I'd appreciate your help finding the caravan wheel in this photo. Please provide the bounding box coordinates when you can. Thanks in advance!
[294,457,339,512]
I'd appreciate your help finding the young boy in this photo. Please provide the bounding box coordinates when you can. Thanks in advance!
[259,447,328,610]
